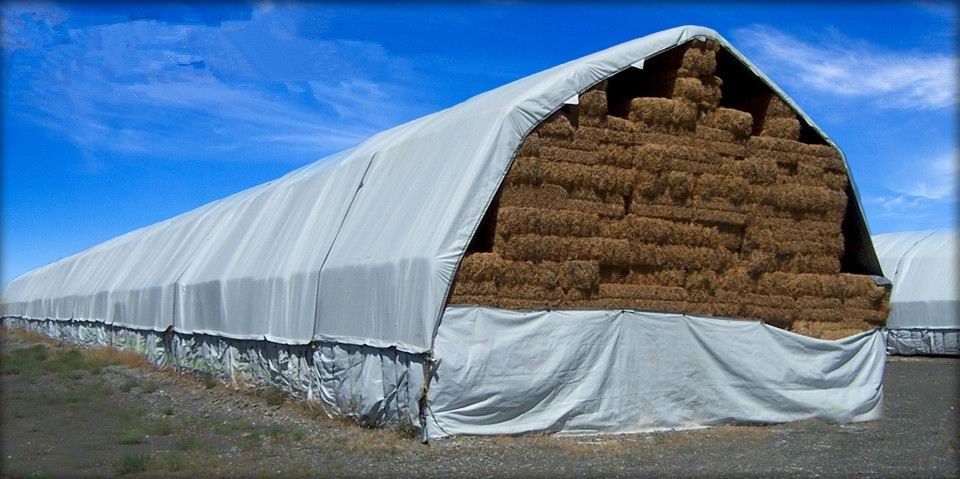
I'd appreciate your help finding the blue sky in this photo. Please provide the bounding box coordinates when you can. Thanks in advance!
[3,2,957,286]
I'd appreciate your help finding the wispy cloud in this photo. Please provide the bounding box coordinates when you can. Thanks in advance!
[2,3,433,166]
[733,25,957,110]
[868,150,958,220]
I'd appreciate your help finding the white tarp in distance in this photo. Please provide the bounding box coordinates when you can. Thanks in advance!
[873,230,958,355]
[2,25,882,355]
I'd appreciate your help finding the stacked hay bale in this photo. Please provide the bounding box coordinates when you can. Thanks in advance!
[450,40,889,339]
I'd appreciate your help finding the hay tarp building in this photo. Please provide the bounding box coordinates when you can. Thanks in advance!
[2,26,889,440]
[873,229,958,355]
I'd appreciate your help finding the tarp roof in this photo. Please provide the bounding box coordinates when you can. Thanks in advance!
[873,229,958,329]
[1,26,882,353]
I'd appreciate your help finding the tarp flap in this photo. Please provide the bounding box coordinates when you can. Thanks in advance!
[426,307,885,439]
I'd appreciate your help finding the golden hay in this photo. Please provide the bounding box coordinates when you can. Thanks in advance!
[699,108,753,140]
[760,117,801,140]
[679,47,717,77]
[628,98,697,130]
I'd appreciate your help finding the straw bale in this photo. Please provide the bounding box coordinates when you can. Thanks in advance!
[632,243,733,271]
[634,143,716,170]
[842,306,889,325]
[747,217,841,238]
[764,96,795,118]
[717,267,755,291]
[577,125,639,147]
[496,207,599,238]
[740,305,795,326]
[699,108,753,140]
[743,250,779,277]
[629,203,748,227]
[737,157,779,185]
[499,184,567,208]
[843,296,884,310]
[580,90,608,123]
[694,174,749,204]
[782,255,841,274]
[606,115,640,133]
[747,136,840,159]
[498,234,634,265]
[496,260,562,289]
[634,171,664,201]
[679,47,717,77]
[499,298,559,310]
[796,296,842,310]
[560,261,601,291]
[671,77,721,109]
[457,253,508,282]
[452,280,498,296]
[760,117,801,140]
[597,144,635,168]
[664,171,694,202]
[575,298,689,313]
[695,126,738,143]
[541,162,636,196]
[628,98,697,130]
[505,157,544,186]
[795,165,848,191]
[709,303,742,318]
[793,307,844,323]
[744,228,844,256]
[685,270,717,292]
[447,294,499,306]
[600,215,722,247]
[540,145,602,166]
[599,283,688,301]
[752,183,847,215]
[539,113,575,139]
[518,134,540,157]
[499,284,563,301]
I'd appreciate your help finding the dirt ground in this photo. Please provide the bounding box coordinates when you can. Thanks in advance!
[1,327,957,478]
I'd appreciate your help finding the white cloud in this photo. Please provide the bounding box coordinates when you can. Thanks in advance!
[3,5,433,165]
[733,25,957,110]
[868,150,958,219]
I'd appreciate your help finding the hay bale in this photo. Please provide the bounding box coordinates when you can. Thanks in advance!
[796,163,848,191]
[716,268,754,291]
[452,280,498,296]
[498,234,634,265]
[634,171,664,201]
[740,305,795,327]
[737,157,779,185]
[782,255,841,274]
[685,270,717,292]
[679,47,717,77]
[560,261,600,291]
[496,207,600,238]
[539,113,575,139]
[695,126,738,143]
[629,203,748,227]
[664,171,694,202]
[793,307,844,323]
[764,95,795,118]
[580,90,608,123]
[599,283,688,301]
[671,77,721,109]
[540,145,602,166]
[632,243,733,271]
[541,161,635,195]
[499,184,568,208]
[497,260,562,289]
[751,183,847,215]
[518,134,540,157]
[694,174,749,204]
[748,136,840,159]
[457,253,508,282]
[628,98,697,130]
[760,117,801,140]
[796,296,843,310]
[600,215,722,248]
[505,157,544,186]
[447,294,499,306]
[597,144,635,168]
[699,108,753,140]
[577,124,639,147]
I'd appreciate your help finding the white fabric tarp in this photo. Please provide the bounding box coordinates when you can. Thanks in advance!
[425,307,886,439]
[1,25,881,354]
[873,229,958,355]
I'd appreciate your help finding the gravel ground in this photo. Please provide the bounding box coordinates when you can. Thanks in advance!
[1,329,957,478]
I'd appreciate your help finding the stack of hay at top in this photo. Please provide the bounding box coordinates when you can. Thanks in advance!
[449,39,888,339]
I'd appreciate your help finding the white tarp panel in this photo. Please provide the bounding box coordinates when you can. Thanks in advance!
[873,229,958,355]
[426,307,885,439]
[873,230,958,329]
[2,25,881,354]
